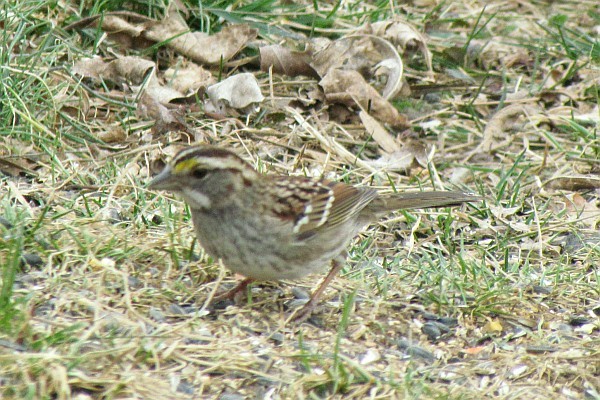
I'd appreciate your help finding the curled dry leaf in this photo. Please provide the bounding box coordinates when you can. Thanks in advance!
[144,10,257,65]
[359,110,400,153]
[467,37,533,70]
[566,193,600,229]
[68,8,257,66]
[310,35,404,100]
[143,80,186,105]
[97,127,127,143]
[74,55,213,109]
[73,56,155,83]
[545,176,600,191]
[259,45,319,79]
[320,69,409,128]
[164,62,214,96]
[206,73,264,114]
[136,91,187,135]
[479,104,543,153]
[358,19,433,76]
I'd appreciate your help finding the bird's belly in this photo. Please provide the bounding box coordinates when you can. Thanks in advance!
[192,211,341,281]
[200,236,339,280]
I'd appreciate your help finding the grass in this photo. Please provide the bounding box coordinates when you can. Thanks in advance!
[1,0,599,399]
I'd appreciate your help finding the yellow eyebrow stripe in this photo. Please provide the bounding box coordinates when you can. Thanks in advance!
[173,158,200,173]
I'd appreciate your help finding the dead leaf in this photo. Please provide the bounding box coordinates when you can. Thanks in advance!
[164,62,214,96]
[467,37,532,70]
[479,104,542,153]
[546,176,600,191]
[97,127,127,143]
[68,8,257,66]
[462,346,486,355]
[206,73,264,114]
[144,9,257,65]
[364,149,416,172]
[310,35,404,100]
[73,56,155,83]
[320,69,409,128]
[0,156,38,177]
[136,91,187,135]
[359,111,400,153]
[259,45,319,78]
[358,19,433,76]
[566,193,600,229]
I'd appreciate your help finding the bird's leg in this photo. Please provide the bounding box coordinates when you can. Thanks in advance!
[292,253,346,322]
[212,277,254,303]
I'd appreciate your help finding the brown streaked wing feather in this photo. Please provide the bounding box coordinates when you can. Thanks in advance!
[322,181,378,229]
[269,177,333,234]
[269,177,378,240]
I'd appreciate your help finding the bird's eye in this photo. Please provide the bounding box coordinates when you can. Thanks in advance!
[192,169,208,179]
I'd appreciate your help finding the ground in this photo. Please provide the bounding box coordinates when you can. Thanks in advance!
[0,0,598,399]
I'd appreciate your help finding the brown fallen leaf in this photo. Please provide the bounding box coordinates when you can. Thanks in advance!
[206,73,264,115]
[567,193,600,229]
[320,69,409,128]
[163,62,214,96]
[310,35,404,100]
[73,56,155,83]
[357,18,433,76]
[545,176,600,191]
[97,127,127,143]
[136,91,188,135]
[66,7,257,66]
[472,103,543,156]
[259,45,319,79]
[144,10,257,65]
[461,346,486,355]
[359,110,400,153]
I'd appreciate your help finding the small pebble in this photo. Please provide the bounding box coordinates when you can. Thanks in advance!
[21,253,43,268]
[220,394,245,400]
[531,285,553,295]
[291,287,310,300]
[176,381,194,395]
[422,323,442,341]
[508,364,528,379]
[168,304,187,315]
[127,276,142,288]
[148,307,165,322]
[525,345,557,354]
[0,216,12,229]
[569,316,591,326]
[438,317,458,327]
[269,332,285,344]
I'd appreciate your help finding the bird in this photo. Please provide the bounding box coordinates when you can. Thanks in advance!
[148,145,480,321]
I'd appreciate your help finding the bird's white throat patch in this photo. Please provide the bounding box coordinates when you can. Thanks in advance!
[181,188,211,209]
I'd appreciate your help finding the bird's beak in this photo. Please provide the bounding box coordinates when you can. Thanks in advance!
[147,166,177,191]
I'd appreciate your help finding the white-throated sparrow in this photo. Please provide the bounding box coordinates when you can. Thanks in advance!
[149,145,480,320]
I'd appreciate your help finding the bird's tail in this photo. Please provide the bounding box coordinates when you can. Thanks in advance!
[371,191,481,212]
